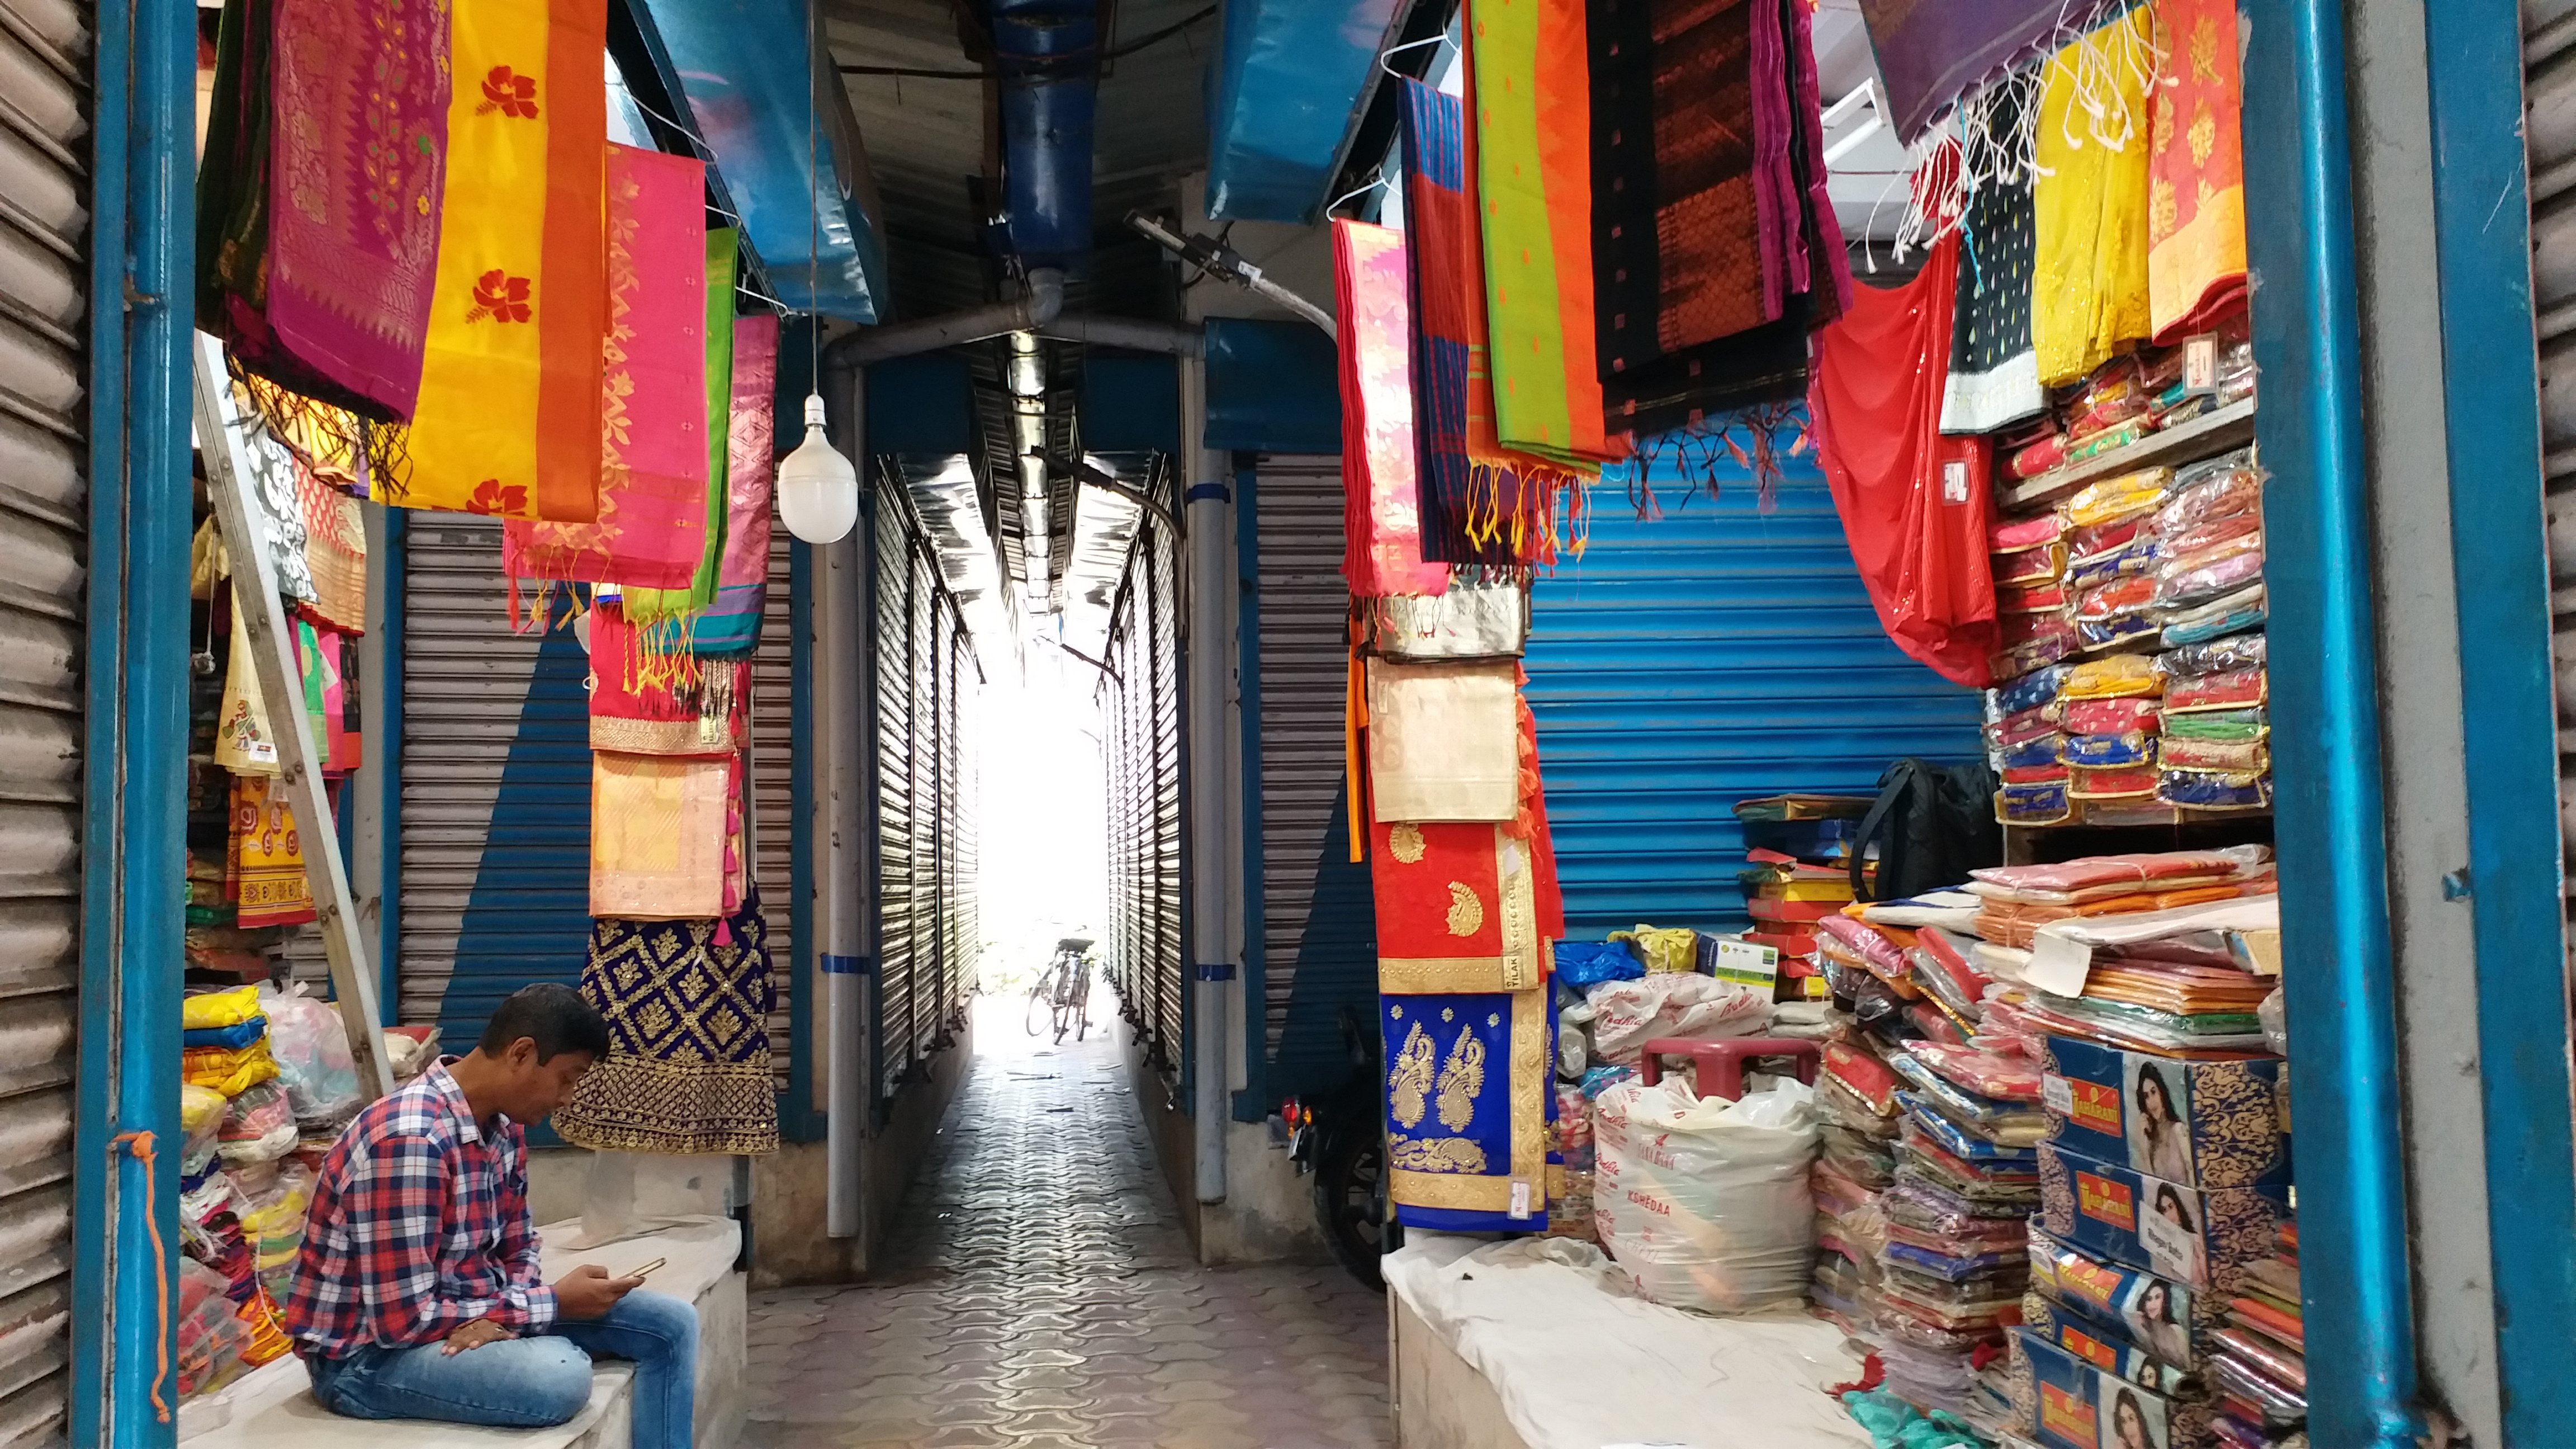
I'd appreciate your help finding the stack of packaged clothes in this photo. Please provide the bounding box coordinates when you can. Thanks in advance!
[2209,1221,2304,1446]
[1987,447,2271,828]
[1732,795,1878,998]
[1993,317,2256,493]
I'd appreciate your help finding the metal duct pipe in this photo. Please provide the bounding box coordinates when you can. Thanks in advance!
[989,0,1098,266]
[1036,314,1205,357]
[819,380,870,1241]
[1181,356,1232,1205]
[826,268,1066,370]
[1009,331,1054,602]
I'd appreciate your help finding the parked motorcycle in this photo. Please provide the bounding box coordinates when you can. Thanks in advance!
[1286,1005,1400,1290]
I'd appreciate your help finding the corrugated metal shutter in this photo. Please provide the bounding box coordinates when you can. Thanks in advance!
[872,485,915,1094]
[2528,0,2576,940]
[1141,515,1187,1068]
[1522,465,1986,937]
[1244,455,1376,1100]
[0,2,88,1438]
[1100,523,1184,1071]
[909,552,937,1060]
[751,527,795,1093]
[948,630,977,998]
[398,518,591,1043]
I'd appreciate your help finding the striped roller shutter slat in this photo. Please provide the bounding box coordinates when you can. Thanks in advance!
[872,484,915,1094]
[751,526,795,1093]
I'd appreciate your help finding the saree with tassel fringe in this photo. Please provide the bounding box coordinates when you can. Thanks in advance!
[1465,0,1618,473]
[1337,220,1451,601]
[1858,0,2069,145]
[677,315,784,657]
[623,230,741,626]
[1940,80,2045,433]
[552,886,780,1156]
[1396,80,1575,568]
[392,0,608,520]
[588,596,751,757]
[503,146,710,591]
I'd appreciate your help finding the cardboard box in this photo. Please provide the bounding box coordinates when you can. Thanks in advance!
[2041,1035,2289,1189]
[2018,1296,2192,1395]
[2009,1327,2217,1449]
[2026,1228,2218,1372]
[2034,1141,2286,1288]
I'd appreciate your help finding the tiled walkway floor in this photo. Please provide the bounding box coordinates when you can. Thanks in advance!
[743,994,1394,1448]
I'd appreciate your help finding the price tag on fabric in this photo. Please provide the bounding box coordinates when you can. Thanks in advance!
[1942,458,1971,504]
[2024,932,2094,997]
[2183,334,2220,394]
[1707,936,1779,991]
[2043,1074,2076,1118]
[1509,1180,1532,1219]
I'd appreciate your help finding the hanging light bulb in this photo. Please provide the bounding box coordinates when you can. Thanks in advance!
[775,392,858,544]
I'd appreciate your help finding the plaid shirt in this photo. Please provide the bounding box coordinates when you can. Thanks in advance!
[283,1062,556,1358]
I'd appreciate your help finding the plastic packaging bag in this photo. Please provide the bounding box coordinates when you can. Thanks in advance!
[2159,736,2269,772]
[2062,697,2162,736]
[2068,513,2151,562]
[260,982,364,1126]
[2258,988,2288,1057]
[2069,763,2162,799]
[1990,514,2066,552]
[1553,940,1643,988]
[2161,583,2267,645]
[1988,702,2063,747]
[2063,731,2156,769]
[1999,734,2067,773]
[2061,654,2160,700]
[177,1262,248,1399]
[2156,546,2266,608]
[1592,1075,1820,1314]
[1585,974,1771,1066]
[1996,779,2071,826]
[1902,1041,2044,1101]
[2066,538,2160,591]
[2163,705,2269,743]
[2156,769,2272,811]
[2152,449,2261,537]
[181,1085,229,1177]
[2166,667,2267,713]
[2157,632,2267,679]
[183,986,266,1033]
[218,1081,299,1166]
[2062,467,2174,528]
[1607,925,1698,975]
[1996,666,2071,717]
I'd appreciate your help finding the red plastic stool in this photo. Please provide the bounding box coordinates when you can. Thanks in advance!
[1637,1036,1822,1101]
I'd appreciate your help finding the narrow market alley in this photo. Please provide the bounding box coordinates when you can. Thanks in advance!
[740,996,1394,1449]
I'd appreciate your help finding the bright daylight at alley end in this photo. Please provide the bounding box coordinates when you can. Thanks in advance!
[11,0,2576,1446]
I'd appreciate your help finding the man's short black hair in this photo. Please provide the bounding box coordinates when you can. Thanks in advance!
[478,983,610,1063]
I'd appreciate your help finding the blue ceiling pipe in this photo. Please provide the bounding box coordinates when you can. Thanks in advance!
[989,0,1099,267]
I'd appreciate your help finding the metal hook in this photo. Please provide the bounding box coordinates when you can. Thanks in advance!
[1378,32,1456,80]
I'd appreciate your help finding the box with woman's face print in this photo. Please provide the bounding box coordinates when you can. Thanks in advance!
[2041,1034,2289,1189]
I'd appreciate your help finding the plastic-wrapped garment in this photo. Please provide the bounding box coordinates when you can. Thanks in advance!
[2069,512,2151,562]
[1989,702,2063,747]
[183,985,266,1032]
[1999,732,2067,773]
[1990,514,2066,552]
[1591,1076,1820,1313]
[2067,537,2160,591]
[2064,731,2156,769]
[2161,736,2270,772]
[2157,631,2266,680]
[2063,418,2152,466]
[2160,508,2262,561]
[183,1019,268,1051]
[177,1262,249,1399]
[1991,610,2078,679]
[2076,609,2162,650]
[2061,653,2160,699]
[1997,665,2072,716]
[1811,231,2000,687]
[1552,940,1642,987]
[1584,973,1771,1065]
[1817,915,1912,979]
[1997,580,2071,614]
[1997,779,2072,825]
[1887,1051,2038,1132]
[259,983,363,1126]
[2062,467,2174,528]
[2157,769,2272,811]
[2063,697,2162,736]
[2076,574,2157,623]
[2166,667,2267,713]
[2153,449,2261,536]
[2157,544,2265,608]
[2070,763,2162,800]
[1969,846,2267,898]
[2163,706,2270,744]
[217,1081,299,1166]
[2008,430,2068,480]
[1607,924,1699,974]
[1995,541,2068,586]
[2258,988,2288,1056]
[183,1040,278,1098]
[1905,1041,2043,1101]
[2000,762,2066,788]
[2162,582,2266,645]
[181,1085,229,1177]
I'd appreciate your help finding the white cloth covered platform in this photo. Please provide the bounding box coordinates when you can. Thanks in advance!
[1386,1233,1875,1449]
[182,1217,744,1449]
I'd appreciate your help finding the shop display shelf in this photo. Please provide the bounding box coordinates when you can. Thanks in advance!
[1998,396,2258,512]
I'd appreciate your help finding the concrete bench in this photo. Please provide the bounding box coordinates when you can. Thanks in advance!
[1386,1233,1875,1449]
[183,1217,746,1449]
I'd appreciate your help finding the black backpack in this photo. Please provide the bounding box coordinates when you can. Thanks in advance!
[1848,758,2002,903]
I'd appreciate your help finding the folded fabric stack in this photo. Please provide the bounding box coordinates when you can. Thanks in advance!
[1736,844,1862,1000]
[1993,319,2256,491]
[1986,447,2271,828]
[2209,1221,2305,1447]
[1811,1038,1900,1333]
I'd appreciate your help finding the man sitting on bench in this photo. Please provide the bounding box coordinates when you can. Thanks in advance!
[285,984,699,1449]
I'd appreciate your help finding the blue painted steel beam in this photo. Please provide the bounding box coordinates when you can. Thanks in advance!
[2419,0,2576,1438]
[1204,0,1406,222]
[643,0,886,320]
[2240,1,2423,1443]
[72,0,195,1436]
[378,509,407,1021]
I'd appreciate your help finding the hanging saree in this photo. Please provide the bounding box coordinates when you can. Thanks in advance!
[552,887,780,1156]
[1337,220,1450,601]
[297,462,367,634]
[504,146,711,589]
[1941,82,2045,434]
[669,315,784,655]
[231,775,316,929]
[1857,0,2068,145]
[2032,10,2157,387]
[625,232,741,625]
[394,0,609,520]
[587,596,751,756]
[1366,659,1519,822]
[2146,0,2248,341]
[590,752,728,919]
[216,586,281,775]
[1465,0,1614,471]
[262,0,450,422]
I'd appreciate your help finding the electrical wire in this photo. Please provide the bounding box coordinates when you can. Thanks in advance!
[836,4,1213,79]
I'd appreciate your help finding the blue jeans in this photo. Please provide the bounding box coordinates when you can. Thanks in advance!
[310,1289,699,1449]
